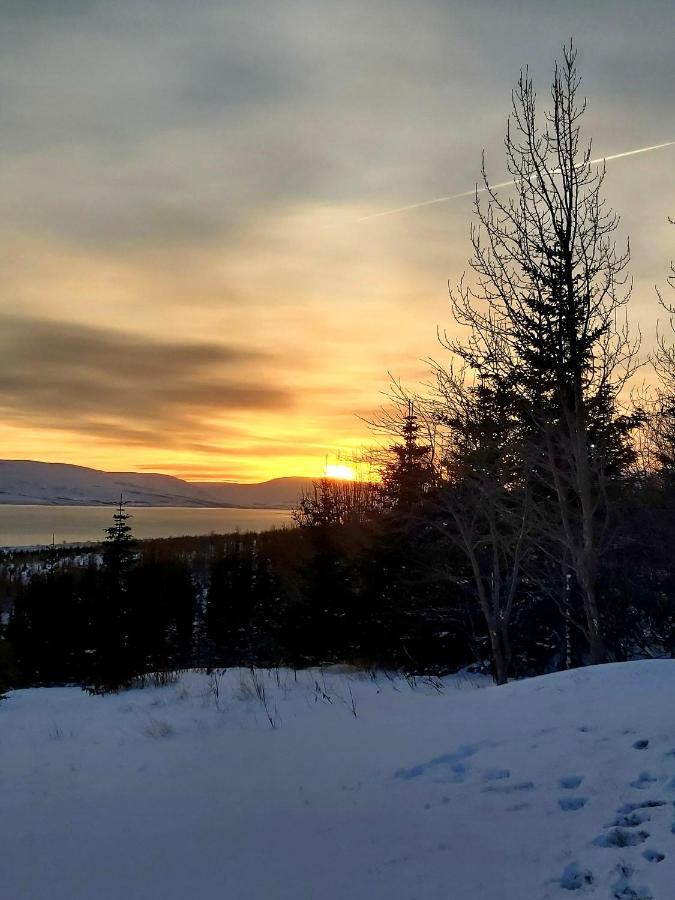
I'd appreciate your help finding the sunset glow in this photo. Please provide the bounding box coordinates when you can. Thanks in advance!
[0,3,671,483]
[324,464,356,481]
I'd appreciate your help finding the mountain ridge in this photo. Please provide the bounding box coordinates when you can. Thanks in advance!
[0,460,313,509]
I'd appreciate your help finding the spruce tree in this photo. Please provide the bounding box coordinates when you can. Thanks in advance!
[381,402,436,512]
[445,43,639,664]
[86,496,138,693]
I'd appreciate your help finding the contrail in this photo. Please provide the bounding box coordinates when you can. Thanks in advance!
[356,140,675,223]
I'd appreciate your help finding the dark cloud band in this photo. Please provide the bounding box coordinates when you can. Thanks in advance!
[0,316,292,448]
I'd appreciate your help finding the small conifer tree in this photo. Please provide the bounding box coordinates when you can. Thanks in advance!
[85,496,138,693]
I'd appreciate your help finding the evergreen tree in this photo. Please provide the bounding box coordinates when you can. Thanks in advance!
[426,368,530,683]
[86,497,138,693]
[103,496,137,587]
[127,549,196,675]
[380,402,436,512]
[444,43,639,664]
[7,566,91,686]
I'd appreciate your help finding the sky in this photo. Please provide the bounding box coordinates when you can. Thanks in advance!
[0,0,673,482]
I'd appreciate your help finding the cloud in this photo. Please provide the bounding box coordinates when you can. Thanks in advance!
[0,1,672,478]
[0,316,292,448]
[0,0,670,277]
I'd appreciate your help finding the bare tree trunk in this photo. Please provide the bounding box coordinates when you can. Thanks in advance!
[577,561,604,664]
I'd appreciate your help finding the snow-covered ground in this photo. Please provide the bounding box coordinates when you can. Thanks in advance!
[2,662,675,899]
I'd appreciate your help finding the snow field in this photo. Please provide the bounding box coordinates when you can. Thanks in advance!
[2,661,675,899]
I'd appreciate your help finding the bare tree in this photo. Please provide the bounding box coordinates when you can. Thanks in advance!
[292,477,381,528]
[443,43,640,664]
[427,362,531,684]
[652,219,675,474]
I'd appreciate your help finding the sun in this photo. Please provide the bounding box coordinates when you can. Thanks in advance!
[324,463,355,481]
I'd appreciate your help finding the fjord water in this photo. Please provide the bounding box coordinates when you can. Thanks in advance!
[0,505,293,547]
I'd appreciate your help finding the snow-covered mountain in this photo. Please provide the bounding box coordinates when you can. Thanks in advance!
[0,460,313,508]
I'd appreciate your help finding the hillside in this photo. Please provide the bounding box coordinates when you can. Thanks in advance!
[189,476,317,508]
[2,661,675,899]
[0,460,313,508]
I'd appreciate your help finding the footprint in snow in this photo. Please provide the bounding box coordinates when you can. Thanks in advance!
[594,828,650,848]
[560,775,584,790]
[445,762,469,783]
[611,879,653,900]
[610,863,653,900]
[617,800,666,814]
[483,780,535,794]
[642,848,665,863]
[559,797,587,811]
[483,768,510,782]
[630,772,659,790]
[559,861,593,891]
[609,811,651,829]
[394,744,478,781]
[633,740,649,750]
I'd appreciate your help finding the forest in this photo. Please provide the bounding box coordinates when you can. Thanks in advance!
[1,45,674,695]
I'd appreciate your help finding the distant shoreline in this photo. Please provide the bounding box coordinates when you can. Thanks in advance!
[0,505,294,548]
[0,500,293,510]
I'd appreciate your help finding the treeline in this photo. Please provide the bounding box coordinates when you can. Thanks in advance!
[2,415,673,694]
[2,43,675,694]
[286,44,675,685]
[0,500,475,692]
[358,44,675,684]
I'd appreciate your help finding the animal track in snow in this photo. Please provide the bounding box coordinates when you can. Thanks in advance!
[633,740,649,750]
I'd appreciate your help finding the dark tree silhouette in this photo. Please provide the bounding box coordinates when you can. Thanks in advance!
[380,401,436,512]
[652,219,675,477]
[292,477,381,528]
[103,496,137,586]
[86,497,138,693]
[420,363,531,683]
[443,42,639,664]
